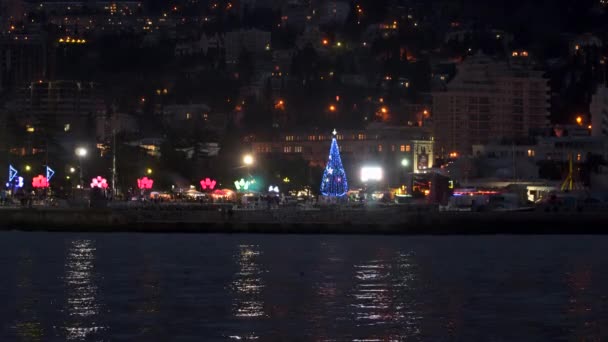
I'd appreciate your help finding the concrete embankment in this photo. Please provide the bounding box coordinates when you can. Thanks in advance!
[0,207,606,234]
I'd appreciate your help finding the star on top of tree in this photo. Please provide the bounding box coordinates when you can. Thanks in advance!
[332,128,337,136]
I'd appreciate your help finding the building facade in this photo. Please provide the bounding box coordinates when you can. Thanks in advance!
[250,124,434,187]
[17,80,104,138]
[591,85,608,138]
[432,53,549,157]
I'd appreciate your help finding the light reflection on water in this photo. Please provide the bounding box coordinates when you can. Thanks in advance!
[13,251,44,341]
[62,239,106,340]
[1,234,608,341]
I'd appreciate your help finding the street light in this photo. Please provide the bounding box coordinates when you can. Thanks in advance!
[75,147,87,188]
[243,154,254,166]
[401,158,409,167]
[146,168,153,175]
[69,167,76,173]
[25,165,31,172]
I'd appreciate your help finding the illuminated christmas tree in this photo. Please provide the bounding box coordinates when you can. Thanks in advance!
[320,129,348,197]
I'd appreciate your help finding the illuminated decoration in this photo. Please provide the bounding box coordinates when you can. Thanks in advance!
[320,129,348,197]
[90,176,109,189]
[58,37,86,44]
[282,177,290,183]
[32,175,49,188]
[46,166,55,181]
[234,178,255,192]
[200,177,217,190]
[361,166,383,182]
[137,176,154,190]
[268,185,279,193]
[8,165,18,183]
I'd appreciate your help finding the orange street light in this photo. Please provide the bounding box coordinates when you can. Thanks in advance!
[576,115,583,126]
[380,106,388,114]
[328,104,336,112]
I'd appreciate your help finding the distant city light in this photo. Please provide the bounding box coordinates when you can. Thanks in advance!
[361,166,383,182]
[75,147,87,157]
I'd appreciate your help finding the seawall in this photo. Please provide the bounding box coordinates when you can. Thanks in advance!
[0,208,605,234]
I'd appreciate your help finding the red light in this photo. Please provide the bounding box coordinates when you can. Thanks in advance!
[137,176,154,190]
[200,178,217,190]
[32,175,49,188]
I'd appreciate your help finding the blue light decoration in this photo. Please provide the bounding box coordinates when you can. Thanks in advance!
[320,129,348,197]
[6,165,23,189]
[46,166,55,181]
[8,165,17,182]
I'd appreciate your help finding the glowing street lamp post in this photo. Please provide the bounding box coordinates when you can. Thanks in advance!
[243,154,254,176]
[401,158,412,194]
[75,147,87,189]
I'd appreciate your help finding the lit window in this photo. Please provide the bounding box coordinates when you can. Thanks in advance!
[406,145,411,152]
[295,146,302,153]
[527,149,535,157]
[577,153,581,161]
[378,144,383,152]
[285,135,294,141]
[357,133,366,140]
[186,113,191,119]
[64,124,70,132]
[400,145,406,152]
[337,134,343,140]
[308,135,316,141]
[283,146,292,153]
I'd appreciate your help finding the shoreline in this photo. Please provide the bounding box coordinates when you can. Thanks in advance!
[0,207,606,234]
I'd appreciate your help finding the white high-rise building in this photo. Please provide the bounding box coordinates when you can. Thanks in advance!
[432,53,550,157]
[591,85,608,137]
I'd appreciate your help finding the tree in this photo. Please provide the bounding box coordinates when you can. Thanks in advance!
[320,131,348,197]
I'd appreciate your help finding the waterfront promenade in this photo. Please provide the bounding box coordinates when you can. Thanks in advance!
[0,205,606,234]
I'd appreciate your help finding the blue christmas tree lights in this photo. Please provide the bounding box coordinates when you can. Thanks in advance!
[320,129,348,197]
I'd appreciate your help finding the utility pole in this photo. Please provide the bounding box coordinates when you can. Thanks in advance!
[112,129,117,197]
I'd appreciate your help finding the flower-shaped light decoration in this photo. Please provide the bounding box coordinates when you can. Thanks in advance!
[91,176,109,189]
[32,175,49,188]
[200,177,217,190]
[137,176,154,190]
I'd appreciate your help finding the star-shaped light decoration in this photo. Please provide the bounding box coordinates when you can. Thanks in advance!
[332,128,337,136]
[328,167,333,174]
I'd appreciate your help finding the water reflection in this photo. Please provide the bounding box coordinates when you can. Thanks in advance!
[566,264,602,339]
[62,239,105,340]
[13,251,43,341]
[351,249,421,340]
[228,244,266,340]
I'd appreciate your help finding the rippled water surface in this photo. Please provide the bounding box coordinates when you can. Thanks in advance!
[1,232,608,341]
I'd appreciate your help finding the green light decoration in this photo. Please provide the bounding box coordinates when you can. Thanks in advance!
[234,178,256,192]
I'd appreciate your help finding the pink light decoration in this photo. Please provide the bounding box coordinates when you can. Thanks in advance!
[200,177,217,190]
[91,176,109,189]
[137,176,154,190]
[32,175,49,188]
